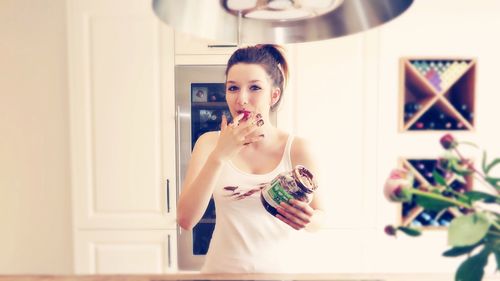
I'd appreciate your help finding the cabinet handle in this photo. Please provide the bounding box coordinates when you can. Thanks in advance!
[167,234,172,268]
[207,44,237,48]
[166,179,170,213]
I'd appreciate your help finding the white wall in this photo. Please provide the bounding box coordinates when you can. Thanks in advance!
[288,0,500,273]
[374,0,500,273]
[0,0,73,274]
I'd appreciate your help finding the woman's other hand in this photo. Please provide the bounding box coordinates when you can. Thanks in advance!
[275,199,315,230]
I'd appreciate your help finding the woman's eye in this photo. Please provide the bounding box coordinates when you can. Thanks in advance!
[250,85,262,91]
[227,86,238,92]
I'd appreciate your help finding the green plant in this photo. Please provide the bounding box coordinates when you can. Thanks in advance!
[384,134,500,281]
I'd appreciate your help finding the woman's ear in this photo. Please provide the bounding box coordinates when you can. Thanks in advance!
[270,87,281,108]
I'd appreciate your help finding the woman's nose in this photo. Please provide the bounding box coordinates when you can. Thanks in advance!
[237,90,249,105]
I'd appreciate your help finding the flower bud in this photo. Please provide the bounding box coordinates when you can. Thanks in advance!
[440,134,457,150]
[384,225,397,236]
[384,168,414,202]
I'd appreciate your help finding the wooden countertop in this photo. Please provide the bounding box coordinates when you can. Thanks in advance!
[1,273,499,281]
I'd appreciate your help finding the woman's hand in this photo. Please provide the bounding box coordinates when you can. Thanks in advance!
[211,113,264,162]
[275,199,315,230]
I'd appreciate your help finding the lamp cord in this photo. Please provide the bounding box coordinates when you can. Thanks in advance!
[237,10,242,47]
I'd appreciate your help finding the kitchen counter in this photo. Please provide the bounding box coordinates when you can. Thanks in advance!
[1,273,499,281]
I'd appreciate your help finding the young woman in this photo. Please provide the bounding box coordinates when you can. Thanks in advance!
[177,44,325,273]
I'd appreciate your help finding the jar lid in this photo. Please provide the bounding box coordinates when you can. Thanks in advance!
[293,165,318,193]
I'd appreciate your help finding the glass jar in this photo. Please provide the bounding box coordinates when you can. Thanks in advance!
[260,165,318,216]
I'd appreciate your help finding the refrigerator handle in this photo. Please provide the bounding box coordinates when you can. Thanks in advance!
[175,106,182,236]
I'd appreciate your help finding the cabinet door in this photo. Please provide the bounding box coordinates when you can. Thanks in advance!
[67,0,177,229]
[175,32,237,55]
[293,32,379,229]
[74,230,177,274]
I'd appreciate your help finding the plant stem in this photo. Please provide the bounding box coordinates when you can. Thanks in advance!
[473,174,499,194]
[446,187,469,202]
[454,146,499,194]
[410,188,472,209]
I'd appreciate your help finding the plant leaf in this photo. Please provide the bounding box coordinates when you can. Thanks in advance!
[397,226,422,237]
[464,191,500,203]
[485,176,500,190]
[458,141,480,149]
[449,213,491,247]
[442,243,482,257]
[455,248,489,281]
[485,158,500,174]
[433,169,447,186]
[415,195,456,212]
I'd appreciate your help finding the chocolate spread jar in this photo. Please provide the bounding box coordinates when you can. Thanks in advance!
[260,165,318,216]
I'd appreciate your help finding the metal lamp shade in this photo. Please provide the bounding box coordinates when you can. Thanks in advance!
[152,0,414,44]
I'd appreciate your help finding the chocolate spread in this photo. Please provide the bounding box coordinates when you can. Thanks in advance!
[260,165,318,216]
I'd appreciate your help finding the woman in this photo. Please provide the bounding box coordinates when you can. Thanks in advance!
[177,44,325,273]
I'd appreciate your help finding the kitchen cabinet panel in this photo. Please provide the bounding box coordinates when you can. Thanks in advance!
[293,32,379,229]
[74,230,177,274]
[67,0,178,274]
[288,229,364,273]
[68,0,176,229]
[174,32,237,55]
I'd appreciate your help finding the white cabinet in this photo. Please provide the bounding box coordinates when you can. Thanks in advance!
[74,230,177,274]
[174,32,238,65]
[67,0,177,273]
[292,31,379,230]
[288,31,381,273]
[174,32,237,55]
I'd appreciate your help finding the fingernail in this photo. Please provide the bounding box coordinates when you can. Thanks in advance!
[256,113,262,119]
[259,134,265,138]
[256,119,264,127]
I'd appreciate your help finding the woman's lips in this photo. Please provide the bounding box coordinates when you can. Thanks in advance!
[238,110,251,121]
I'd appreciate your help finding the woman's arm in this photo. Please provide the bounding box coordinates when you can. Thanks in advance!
[176,132,224,231]
[177,114,263,230]
[275,136,326,232]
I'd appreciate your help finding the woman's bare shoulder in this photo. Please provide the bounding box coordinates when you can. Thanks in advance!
[291,135,312,152]
[193,131,219,152]
[290,135,315,166]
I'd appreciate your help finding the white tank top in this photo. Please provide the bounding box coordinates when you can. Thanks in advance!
[200,134,295,273]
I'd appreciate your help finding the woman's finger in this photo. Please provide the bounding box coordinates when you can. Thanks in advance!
[220,114,228,130]
[242,134,265,145]
[276,213,303,230]
[231,113,245,127]
[279,202,312,224]
[237,122,259,136]
[289,199,315,216]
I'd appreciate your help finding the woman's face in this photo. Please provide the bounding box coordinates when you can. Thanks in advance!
[225,63,280,123]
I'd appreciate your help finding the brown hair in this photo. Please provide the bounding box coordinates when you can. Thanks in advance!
[225,44,289,111]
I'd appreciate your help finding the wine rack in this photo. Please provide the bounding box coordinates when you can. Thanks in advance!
[398,158,473,229]
[399,58,476,132]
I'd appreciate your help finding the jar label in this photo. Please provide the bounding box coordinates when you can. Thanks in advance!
[262,178,294,209]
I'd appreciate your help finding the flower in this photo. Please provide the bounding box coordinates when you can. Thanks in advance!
[384,225,397,236]
[440,133,457,150]
[384,168,414,202]
[384,134,500,281]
